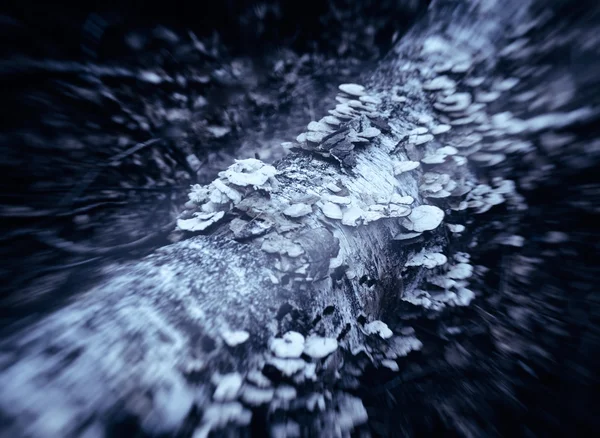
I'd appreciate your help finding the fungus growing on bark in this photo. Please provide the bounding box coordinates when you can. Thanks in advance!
[402,205,445,232]
[447,223,466,233]
[213,373,243,402]
[405,250,448,269]
[283,203,312,218]
[359,95,381,105]
[306,131,328,144]
[423,75,457,91]
[410,127,429,135]
[319,202,343,220]
[341,206,364,226]
[261,235,304,258]
[356,127,381,139]
[177,211,225,232]
[270,332,305,358]
[321,115,342,126]
[469,152,507,167]
[446,263,474,280]
[338,83,366,97]
[411,133,434,145]
[435,92,473,112]
[394,161,420,175]
[221,330,250,347]
[303,337,338,359]
[241,386,275,406]
[390,194,414,205]
[267,358,306,377]
[221,158,278,188]
[196,402,252,436]
[393,231,423,244]
[322,194,352,205]
[307,121,335,133]
[363,320,393,339]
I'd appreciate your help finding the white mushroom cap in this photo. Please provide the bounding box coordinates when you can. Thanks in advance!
[241,386,275,406]
[403,205,445,232]
[393,231,422,241]
[177,211,225,232]
[406,251,448,269]
[246,370,272,388]
[321,115,342,126]
[381,359,400,371]
[364,320,393,339]
[188,184,210,204]
[274,385,298,401]
[305,131,328,143]
[413,134,434,145]
[394,161,420,175]
[307,121,334,133]
[359,95,382,105]
[222,159,278,187]
[270,332,305,358]
[319,202,343,219]
[267,358,306,376]
[199,402,252,431]
[212,179,243,204]
[421,154,448,165]
[431,124,451,135]
[423,75,457,91]
[358,127,381,138]
[410,127,429,135]
[213,373,243,402]
[447,263,473,279]
[447,223,466,233]
[387,335,423,358]
[390,194,415,204]
[222,330,250,347]
[303,336,338,359]
[283,203,312,218]
[261,235,304,257]
[339,83,366,96]
[342,206,364,226]
[323,194,352,205]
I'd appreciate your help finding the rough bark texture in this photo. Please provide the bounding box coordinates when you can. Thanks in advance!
[2,0,599,437]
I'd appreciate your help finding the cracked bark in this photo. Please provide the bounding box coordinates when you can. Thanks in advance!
[1,0,582,436]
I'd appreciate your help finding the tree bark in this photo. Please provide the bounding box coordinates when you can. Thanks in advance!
[1,0,591,436]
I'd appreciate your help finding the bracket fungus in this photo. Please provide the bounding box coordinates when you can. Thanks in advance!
[221,158,278,188]
[341,206,365,227]
[405,250,448,269]
[303,337,339,359]
[401,205,445,232]
[394,160,420,175]
[213,373,243,402]
[431,124,452,135]
[363,320,394,339]
[283,203,313,218]
[177,211,225,232]
[390,194,415,205]
[423,75,457,91]
[319,202,343,220]
[221,330,250,347]
[270,331,305,359]
[338,83,366,97]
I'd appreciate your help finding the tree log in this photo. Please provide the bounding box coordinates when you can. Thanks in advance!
[2,0,597,436]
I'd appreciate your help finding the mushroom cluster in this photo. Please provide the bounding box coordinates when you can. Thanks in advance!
[177,158,278,232]
[293,83,388,166]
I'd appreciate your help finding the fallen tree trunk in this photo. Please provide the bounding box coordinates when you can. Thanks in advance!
[2,0,595,436]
